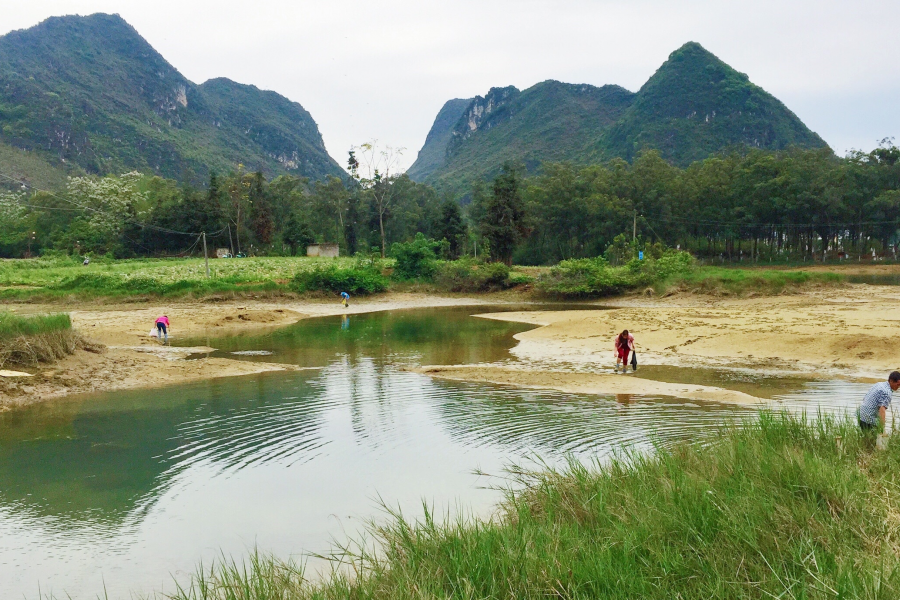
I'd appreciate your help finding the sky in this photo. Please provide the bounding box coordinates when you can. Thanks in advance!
[3,0,899,171]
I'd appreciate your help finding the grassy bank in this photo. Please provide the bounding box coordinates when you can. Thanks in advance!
[165,412,899,599]
[0,311,87,367]
[0,254,851,302]
[665,267,845,296]
[536,252,846,298]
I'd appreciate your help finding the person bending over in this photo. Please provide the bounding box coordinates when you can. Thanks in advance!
[155,315,170,345]
[858,371,900,431]
[614,329,635,373]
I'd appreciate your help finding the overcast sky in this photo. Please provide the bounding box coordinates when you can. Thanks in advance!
[3,0,899,171]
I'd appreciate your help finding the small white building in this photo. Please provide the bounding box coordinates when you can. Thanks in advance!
[306,243,340,258]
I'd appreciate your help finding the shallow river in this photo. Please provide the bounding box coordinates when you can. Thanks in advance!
[0,307,871,599]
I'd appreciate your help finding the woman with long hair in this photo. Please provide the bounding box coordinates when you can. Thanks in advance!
[614,329,635,373]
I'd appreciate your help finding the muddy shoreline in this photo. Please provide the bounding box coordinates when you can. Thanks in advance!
[3,281,899,409]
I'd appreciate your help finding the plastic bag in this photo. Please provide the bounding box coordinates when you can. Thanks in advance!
[149,328,158,338]
[631,350,638,370]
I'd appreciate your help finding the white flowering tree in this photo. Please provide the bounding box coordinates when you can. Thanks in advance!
[65,172,149,253]
[0,192,29,250]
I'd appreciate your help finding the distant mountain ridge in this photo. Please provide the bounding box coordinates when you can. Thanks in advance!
[0,13,343,187]
[409,42,828,193]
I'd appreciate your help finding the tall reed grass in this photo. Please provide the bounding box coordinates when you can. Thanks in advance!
[160,411,900,599]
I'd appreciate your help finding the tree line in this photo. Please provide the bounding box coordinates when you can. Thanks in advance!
[1,141,899,264]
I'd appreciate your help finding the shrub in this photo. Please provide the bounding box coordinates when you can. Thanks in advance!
[538,256,627,297]
[433,259,514,292]
[291,265,388,295]
[507,271,534,286]
[390,233,441,280]
[538,251,695,297]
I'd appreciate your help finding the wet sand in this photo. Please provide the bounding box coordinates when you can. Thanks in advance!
[418,283,900,402]
[0,294,495,409]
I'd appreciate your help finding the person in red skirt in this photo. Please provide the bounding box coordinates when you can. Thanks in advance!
[614,329,635,373]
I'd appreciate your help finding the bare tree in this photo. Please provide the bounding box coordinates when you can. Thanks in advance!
[353,141,404,257]
[226,164,251,255]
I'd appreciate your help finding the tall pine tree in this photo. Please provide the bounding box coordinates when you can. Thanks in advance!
[481,164,527,265]
[435,199,467,259]
[249,171,274,245]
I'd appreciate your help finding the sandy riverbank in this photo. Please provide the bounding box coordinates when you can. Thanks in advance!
[417,282,900,403]
[3,279,900,409]
[0,294,496,409]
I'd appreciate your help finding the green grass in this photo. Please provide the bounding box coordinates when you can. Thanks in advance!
[0,256,850,302]
[161,411,900,599]
[0,310,85,367]
[0,256,368,301]
[0,311,70,341]
[666,267,845,296]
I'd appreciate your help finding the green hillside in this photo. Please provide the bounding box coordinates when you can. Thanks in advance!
[409,82,634,193]
[0,139,78,191]
[600,42,829,164]
[0,13,343,188]
[406,98,472,181]
[408,42,829,195]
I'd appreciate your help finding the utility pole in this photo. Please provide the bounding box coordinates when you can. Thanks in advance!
[632,210,638,259]
[201,232,210,278]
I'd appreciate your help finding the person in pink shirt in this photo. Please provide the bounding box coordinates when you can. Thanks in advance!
[155,315,170,344]
[614,329,635,373]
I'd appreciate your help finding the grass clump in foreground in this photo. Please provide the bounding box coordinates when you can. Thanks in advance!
[0,312,89,367]
[166,412,900,599]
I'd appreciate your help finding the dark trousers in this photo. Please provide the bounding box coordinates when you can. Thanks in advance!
[859,420,876,431]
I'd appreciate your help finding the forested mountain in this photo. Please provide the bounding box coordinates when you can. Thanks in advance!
[409,82,635,189]
[408,42,828,194]
[406,98,472,181]
[0,13,343,188]
[599,42,828,165]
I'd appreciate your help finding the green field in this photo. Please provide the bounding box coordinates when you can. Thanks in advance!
[0,256,365,300]
[0,255,850,302]
[166,412,900,599]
